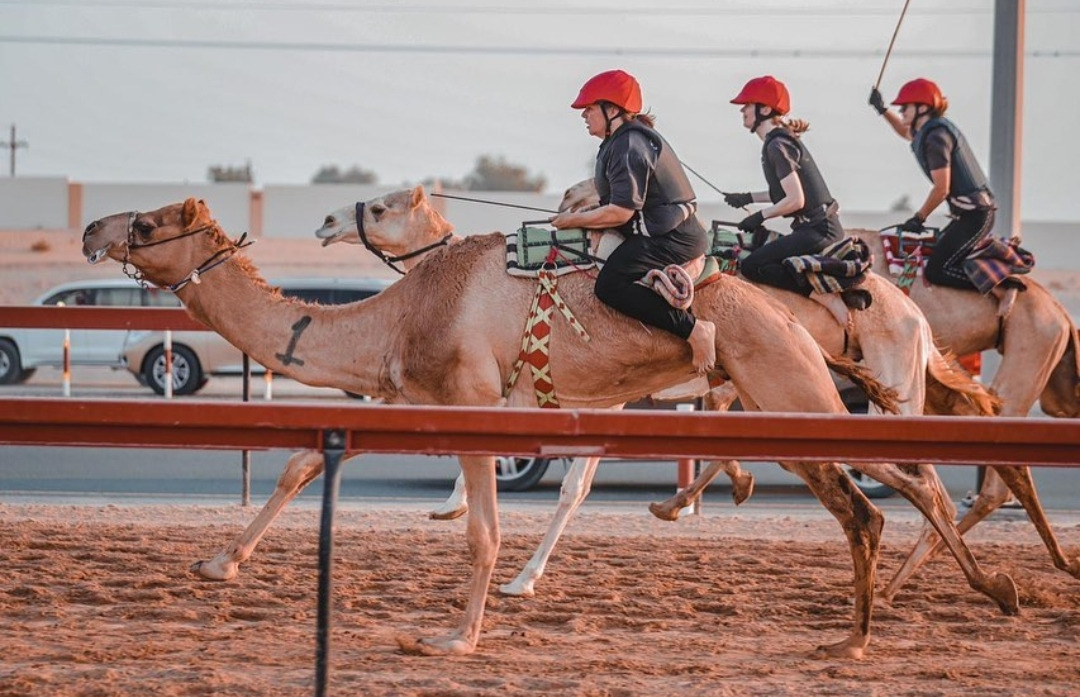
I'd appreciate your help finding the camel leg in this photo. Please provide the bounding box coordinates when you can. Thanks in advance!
[649,460,751,520]
[430,472,469,520]
[191,449,331,580]
[650,384,752,519]
[400,454,499,656]
[991,465,1080,577]
[782,461,883,659]
[883,466,1080,599]
[499,456,602,596]
[850,462,1018,614]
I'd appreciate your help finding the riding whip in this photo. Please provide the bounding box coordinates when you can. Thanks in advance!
[875,0,913,90]
[430,192,557,214]
[680,160,748,211]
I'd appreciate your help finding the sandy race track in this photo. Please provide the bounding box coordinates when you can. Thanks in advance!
[0,504,1077,696]
[1,228,1079,695]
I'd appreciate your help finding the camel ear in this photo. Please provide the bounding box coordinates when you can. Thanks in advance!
[181,198,201,227]
[410,185,426,208]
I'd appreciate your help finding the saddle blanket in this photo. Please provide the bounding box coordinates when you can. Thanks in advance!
[782,237,872,294]
[880,228,936,276]
[963,235,1035,294]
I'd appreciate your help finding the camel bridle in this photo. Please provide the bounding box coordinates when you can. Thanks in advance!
[354,201,452,276]
[122,210,253,292]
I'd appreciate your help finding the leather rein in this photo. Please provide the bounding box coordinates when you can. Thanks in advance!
[122,210,254,292]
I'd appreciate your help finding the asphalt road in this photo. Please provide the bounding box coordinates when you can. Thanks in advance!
[2,366,1078,519]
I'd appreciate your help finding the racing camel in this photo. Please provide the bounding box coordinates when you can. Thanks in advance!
[82,194,1015,658]
[846,227,1080,599]
[554,179,1080,598]
[315,188,1012,601]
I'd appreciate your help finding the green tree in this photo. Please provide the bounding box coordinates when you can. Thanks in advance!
[311,165,378,185]
[208,160,254,183]
[462,155,545,192]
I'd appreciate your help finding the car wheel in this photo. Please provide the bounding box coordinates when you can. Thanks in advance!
[845,466,896,499]
[0,339,28,385]
[495,456,553,492]
[143,344,205,396]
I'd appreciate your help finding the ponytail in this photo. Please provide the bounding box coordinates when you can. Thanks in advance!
[775,116,810,136]
[630,111,656,129]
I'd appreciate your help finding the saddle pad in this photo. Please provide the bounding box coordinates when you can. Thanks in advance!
[963,235,1035,294]
[506,225,595,278]
[707,222,754,262]
[782,236,872,294]
[880,228,936,276]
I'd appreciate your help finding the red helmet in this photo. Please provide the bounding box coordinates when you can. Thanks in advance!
[891,78,945,111]
[730,76,790,115]
[571,70,643,113]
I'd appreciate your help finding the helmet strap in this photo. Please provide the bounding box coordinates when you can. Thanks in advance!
[598,101,626,138]
[750,104,773,133]
[909,104,934,137]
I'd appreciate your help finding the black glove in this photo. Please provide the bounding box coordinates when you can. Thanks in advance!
[723,192,754,209]
[899,214,925,233]
[868,87,887,115]
[737,210,766,233]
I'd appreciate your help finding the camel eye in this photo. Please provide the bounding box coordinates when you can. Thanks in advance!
[133,220,155,238]
[370,203,386,219]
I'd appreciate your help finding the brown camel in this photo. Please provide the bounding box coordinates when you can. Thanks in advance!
[82,195,1017,658]
[846,227,1080,599]
[316,188,1014,603]
[559,179,1080,597]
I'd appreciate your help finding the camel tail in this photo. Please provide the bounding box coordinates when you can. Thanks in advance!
[924,345,1003,417]
[822,352,901,415]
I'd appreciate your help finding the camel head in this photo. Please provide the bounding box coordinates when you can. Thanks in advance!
[559,178,600,213]
[82,197,232,289]
[315,185,455,255]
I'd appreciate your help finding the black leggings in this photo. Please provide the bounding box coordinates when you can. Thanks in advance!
[594,227,706,340]
[740,216,845,295]
[925,208,995,290]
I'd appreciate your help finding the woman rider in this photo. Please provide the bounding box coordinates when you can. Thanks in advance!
[868,79,996,290]
[724,76,845,295]
[550,69,716,373]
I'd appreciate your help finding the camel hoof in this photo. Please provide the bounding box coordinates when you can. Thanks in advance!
[812,638,866,660]
[498,580,536,597]
[429,505,468,521]
[190,558,238,581]
[731,472,755,506]
[986,572,1020,616]
[396,634,473,656]
[649,501,682,522]
[1062,558,1080,580]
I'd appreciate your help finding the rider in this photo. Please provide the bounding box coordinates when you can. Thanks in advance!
[549,69,716,373]
[724,76,845,295]
[869,79,996,291]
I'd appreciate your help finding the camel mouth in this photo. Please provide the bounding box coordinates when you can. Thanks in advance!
[85,246,109,265]
[318,230,352,247]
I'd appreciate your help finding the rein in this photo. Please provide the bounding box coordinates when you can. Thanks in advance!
[122,210,254,291]
[354,201,452,275]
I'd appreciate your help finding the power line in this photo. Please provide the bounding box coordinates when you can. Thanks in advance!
[1,0,1077,15]
[1,125,29,177]
[1,35,1075,58]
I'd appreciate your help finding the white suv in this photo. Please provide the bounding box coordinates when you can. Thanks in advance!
[120,277,393,395]
[0,278,180,385]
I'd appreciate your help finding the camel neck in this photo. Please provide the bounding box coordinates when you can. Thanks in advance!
[176,260,402,397]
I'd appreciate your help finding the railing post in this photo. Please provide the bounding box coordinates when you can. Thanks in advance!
[163,330,173,399]
[241,353,252,508]
[315,429,346,697]
[62,328,71,397]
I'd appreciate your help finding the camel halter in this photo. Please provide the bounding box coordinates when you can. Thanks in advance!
[122,210,254,292]
[354,201,452,276]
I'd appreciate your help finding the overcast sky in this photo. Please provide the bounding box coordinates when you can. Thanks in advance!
[1,1,1078,220]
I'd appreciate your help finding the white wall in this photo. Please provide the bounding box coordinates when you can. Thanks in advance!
[79,183,250,233]
[0,177,69,229]
[261,184,394,239]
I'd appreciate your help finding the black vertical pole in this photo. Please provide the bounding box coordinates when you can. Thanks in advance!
[241,353,252,507]
[315,430,346,697]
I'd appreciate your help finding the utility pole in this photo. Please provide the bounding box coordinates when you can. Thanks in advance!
[1,124,29,176]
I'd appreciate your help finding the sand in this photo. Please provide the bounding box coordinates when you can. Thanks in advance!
[1,227,1079,695]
